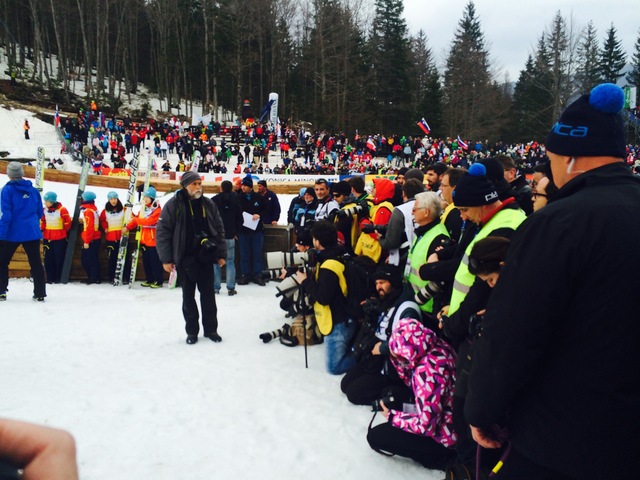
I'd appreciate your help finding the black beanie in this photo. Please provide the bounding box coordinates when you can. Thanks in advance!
[545,83,626,159]
[331,181,351,197]
[452,163,499,207]
[373,264,403,291]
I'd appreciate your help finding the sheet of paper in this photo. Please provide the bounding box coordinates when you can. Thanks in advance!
[242,211,259,230]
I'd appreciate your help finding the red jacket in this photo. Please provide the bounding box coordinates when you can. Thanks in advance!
[80,202,101,243]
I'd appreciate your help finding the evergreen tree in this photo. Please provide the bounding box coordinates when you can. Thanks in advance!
[575,21,602,94]
[599,24,627,84]
[368,0,412,134]
[410,30,443,137]
[626,28,640,88]
[442,1,497,140]
[509,34,555,142]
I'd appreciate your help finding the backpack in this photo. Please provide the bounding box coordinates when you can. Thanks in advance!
[340,254,377,322]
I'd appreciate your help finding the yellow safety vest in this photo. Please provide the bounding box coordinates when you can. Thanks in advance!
[313,259,347,336]
[449,208,526,314]
[406,222,449,313]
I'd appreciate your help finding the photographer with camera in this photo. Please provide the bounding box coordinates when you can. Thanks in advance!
[366,318,457,470]
[294,221,356,375]
[341,264,421,406]
[157,171,226,344]
[405,192,450,316]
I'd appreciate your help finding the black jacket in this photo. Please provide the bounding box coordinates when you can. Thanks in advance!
[466,162,640,478]
[237,190,267,233]
[213,191,242,239]
[301,245,349,326]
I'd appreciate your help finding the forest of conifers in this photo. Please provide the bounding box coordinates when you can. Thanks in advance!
[1,0,639,142]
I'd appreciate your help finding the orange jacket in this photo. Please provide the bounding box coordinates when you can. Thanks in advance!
[81,203,101,243]
[125,203,161,247]
[41,203,72,241]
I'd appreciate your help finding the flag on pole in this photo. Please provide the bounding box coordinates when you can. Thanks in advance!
[457,135,468,150]
[55,104,60,127]
[417,118,430,135]
[366,137,377,152]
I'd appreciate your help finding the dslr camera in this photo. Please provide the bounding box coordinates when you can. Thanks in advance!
[361,223,388,235]
[371,391,404,412]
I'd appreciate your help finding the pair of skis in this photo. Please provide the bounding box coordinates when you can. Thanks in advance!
[125,153,154,288]
[112,150,140,286]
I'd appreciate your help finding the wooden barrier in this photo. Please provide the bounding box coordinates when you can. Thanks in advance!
[9,225,295,282]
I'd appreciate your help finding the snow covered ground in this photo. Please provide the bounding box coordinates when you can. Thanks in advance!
[0,102,444,479]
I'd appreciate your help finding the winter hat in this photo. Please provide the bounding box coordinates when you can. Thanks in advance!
[373,264,403,291]
[81,191,96,202]
[180,171,201,188]
[304,187,317,198]
[404,168,424,183]
[144,186,157,199]
[107,191,119,200]
[6,161,24,179]
[296,230,313,247]
[398,167,409,176]
[257,180,267,188]
[331,181,351,197]
[299,187,307,196]
[241,175,254,188]
[546,83,626,159]
[43,191,57,203]
[452,163,498,207]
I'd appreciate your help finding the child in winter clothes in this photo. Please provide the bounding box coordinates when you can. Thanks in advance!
[367,318,457,470]
[122,187,163,287]
[40,192,72,283]
[79,191,102,284]
[100,191,125,283]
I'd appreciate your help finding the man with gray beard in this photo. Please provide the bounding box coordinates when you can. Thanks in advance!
[157,171,226,344]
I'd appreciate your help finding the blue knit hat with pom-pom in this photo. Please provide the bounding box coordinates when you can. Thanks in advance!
[452,163,499,207]
[546,83,626,159]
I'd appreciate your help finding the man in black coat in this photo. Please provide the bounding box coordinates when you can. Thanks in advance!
[213,180,242,296]
[466,83,640,479]
[156,171,226,344]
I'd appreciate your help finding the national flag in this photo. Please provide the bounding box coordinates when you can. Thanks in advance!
[417,117,430,135]
[54,104,60,127]
[457,135,468,150]
[152,158,158,171]
[366,138,377,152]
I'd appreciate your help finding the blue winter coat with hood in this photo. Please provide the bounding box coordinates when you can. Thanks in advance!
[0,179,43,242]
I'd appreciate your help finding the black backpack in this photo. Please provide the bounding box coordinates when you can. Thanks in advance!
[340,254,377,321]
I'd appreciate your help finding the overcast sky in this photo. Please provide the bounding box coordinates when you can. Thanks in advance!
[403,0,638,82]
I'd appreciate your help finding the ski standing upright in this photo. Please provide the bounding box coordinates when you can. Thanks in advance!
[60,159,91,284]
[128,152,154,288]
[112,150,140,286]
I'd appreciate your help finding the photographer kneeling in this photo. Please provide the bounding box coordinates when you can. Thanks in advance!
[341,264,421,405]
[367,318,457,470]
[294,221,356,375]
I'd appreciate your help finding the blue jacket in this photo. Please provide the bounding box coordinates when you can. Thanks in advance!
[0,179,43,242]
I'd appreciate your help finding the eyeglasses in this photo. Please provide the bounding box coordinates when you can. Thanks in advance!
[532,192,548,199]
[332,193,342,198]
[412,206,427,213]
